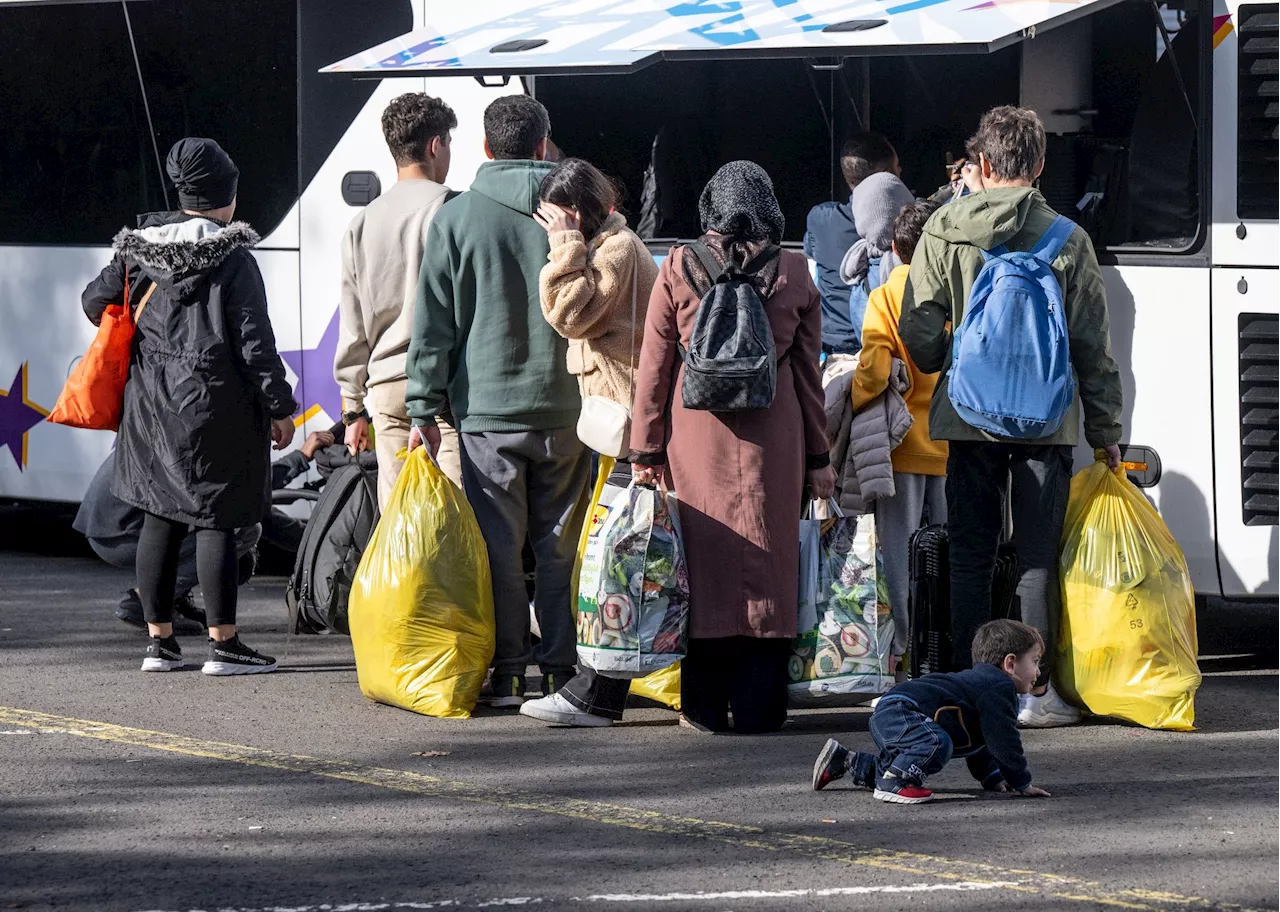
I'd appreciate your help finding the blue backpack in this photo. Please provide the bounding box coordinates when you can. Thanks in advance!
[947,215,1078,439]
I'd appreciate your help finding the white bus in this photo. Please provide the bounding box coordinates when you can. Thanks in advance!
[1,0,1275,605]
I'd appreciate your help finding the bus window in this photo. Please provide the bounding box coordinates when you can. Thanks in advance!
[1091,0,1206,250]
[868,49,1022,204]
[537,58,840,244]
[878,0,1208,252]
[535,1,1207,253]
[0,4,161,245]
[0,0,298,247]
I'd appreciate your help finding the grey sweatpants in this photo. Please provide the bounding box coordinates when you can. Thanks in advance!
[874,472,947,658]
[460,427,592,677]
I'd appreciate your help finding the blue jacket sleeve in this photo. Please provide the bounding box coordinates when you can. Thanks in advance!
[976,686,1033,791]
[964,747,1007,790]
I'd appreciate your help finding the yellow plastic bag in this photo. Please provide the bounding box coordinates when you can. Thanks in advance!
[630,660,682,711]
[349,448,495,719]
[1057,460,1200,730]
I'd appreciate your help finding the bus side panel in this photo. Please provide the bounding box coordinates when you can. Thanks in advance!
[1211,267,1279,596]
[0,246,117,503]
[1087,265,1220,595]
[0,247,300,506]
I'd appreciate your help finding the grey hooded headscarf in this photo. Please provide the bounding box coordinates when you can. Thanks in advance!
[685,160,786,298]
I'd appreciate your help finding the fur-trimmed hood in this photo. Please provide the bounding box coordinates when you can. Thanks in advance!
[113,216,259,290]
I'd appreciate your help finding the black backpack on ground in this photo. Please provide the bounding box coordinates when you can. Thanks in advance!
[285,458,379,635]
[679,241,781,412]
[907,524,1019,678]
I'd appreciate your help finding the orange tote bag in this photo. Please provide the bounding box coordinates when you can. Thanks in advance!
[47,276,156,431]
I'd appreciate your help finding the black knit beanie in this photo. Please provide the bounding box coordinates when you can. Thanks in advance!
[166,138,239,211]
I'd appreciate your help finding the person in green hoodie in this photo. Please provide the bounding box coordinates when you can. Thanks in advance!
[900,106,1124,729]
[406,95,590,709]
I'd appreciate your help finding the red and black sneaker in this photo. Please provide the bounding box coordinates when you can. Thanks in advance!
[873,776,934,804]
[812,738,851,791]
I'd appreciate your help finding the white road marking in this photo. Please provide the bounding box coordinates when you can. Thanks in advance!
[132,882,1019,912]
[585,882,1020,901]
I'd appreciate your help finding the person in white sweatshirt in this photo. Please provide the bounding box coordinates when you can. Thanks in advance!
[334,93,462,506]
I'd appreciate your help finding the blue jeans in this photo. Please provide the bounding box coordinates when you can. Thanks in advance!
[869,698,954,785]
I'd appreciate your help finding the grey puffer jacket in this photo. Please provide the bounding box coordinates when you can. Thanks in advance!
[826,358,914,514]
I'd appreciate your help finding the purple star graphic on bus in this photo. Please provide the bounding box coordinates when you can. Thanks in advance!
[280,309,343,425]
[0,362,50,471]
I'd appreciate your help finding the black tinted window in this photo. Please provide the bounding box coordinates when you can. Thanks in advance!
[538,59,836,244]
[0,1,297,246]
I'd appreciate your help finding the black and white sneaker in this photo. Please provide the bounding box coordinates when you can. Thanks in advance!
[141,635,184,672]
[202,635,277,676]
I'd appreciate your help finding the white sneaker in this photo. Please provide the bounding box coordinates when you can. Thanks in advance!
[1017,682,1082,728]
[519,693,613,727]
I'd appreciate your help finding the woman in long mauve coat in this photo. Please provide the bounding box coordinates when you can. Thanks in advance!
[631,161,834,734]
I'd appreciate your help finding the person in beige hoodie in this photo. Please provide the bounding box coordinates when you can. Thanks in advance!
[535,158,659,412]
[333,93,461,507]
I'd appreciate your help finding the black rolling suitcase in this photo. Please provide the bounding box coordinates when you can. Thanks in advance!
[907,525,1018,678]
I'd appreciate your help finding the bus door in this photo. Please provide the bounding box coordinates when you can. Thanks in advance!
[1208,0,1278,597]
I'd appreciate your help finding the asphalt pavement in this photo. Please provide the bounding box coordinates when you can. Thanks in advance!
[0,540,1276,912]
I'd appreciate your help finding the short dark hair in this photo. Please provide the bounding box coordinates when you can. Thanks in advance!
[971,619,1044,666]
[839,132,897,190]
[967,106,1046,183]
[484,95,551,160]
[381,93,457,167]
[893,199,940,265]
[539,158,618,240]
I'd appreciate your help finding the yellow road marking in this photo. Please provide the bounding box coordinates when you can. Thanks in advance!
[0,706,1263,912]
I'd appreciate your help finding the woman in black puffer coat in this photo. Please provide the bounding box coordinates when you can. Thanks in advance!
[81,138,296,676]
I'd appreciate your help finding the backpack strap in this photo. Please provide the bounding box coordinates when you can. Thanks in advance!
[687,241,726,281]
[741,244,781,275]
[688,241,780,280]
[1029,215,1077,266]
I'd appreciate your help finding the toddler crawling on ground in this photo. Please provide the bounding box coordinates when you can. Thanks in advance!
[811,619,1053,804]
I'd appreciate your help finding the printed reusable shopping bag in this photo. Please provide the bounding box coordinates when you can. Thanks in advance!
[798,504,822,634]
[575,462,685,702]
[572,456,620,610]
[1057,459,1200,730]
[577,481,689,678]
[348,448,495,719]
[789,509,895,706]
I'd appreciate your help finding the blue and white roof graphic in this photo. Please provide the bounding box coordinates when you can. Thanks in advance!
[323,0,1120,75]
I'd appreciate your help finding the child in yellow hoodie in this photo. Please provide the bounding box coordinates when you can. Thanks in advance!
[851,199,946,676]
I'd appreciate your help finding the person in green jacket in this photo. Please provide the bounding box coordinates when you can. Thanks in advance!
[900,106,1124,729]
[406,95,590,709]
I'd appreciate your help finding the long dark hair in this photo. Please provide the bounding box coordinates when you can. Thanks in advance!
[538,157,617,240]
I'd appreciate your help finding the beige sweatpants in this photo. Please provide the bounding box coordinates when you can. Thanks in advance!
[366,380,462,509]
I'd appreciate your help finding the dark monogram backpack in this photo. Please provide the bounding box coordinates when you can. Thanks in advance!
[679,241,781,412]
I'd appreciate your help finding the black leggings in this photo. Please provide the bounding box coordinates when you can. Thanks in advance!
[137,513,237,628]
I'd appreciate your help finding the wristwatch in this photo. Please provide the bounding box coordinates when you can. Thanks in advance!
[341,409,370,426]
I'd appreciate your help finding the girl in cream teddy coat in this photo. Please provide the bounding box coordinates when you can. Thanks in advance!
[536,159,659,410]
